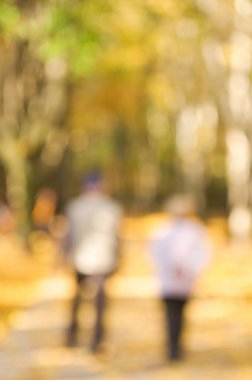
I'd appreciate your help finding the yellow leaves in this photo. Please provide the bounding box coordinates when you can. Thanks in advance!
[68,129,88,152]
[145,0,181,17]
[120,213,166,240]
[101,46,147,74]
[147,74,175,109]
[28,231,58,266]
[112,3,145,39]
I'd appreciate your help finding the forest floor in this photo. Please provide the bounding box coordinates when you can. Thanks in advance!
[0,215,252,379]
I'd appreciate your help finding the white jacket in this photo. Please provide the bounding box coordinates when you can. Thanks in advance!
[66,192,123,275]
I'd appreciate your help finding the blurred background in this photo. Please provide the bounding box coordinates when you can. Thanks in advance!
[1,0,251,227]
[0,1,252,379]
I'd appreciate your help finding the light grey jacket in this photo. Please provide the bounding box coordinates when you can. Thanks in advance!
[66,192,123,275]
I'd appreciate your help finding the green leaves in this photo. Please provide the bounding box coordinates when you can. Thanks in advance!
[38,1,110,76]
[0,3,20,36]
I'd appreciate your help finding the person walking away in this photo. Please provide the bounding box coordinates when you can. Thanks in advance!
[149,194,210,361]
[65,171,123,353]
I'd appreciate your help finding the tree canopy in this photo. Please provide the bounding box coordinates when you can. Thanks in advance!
[0,0,251,230]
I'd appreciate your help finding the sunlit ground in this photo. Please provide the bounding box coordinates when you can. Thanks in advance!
[0,215,252,379]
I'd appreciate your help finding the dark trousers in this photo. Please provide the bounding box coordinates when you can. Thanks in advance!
[162,297,188,360]
[67,271,106,352]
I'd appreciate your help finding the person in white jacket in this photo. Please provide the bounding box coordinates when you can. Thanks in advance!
[149,194,210,361]
[65,171,123,352]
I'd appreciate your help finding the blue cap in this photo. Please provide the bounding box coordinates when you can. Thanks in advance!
[82,170,103,187]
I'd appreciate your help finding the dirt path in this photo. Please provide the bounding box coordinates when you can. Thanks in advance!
[1,219,252,379]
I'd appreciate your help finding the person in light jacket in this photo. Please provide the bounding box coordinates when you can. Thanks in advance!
[149,194,210,361]
[65,171,123,352]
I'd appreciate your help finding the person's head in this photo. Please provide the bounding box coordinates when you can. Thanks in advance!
[82,170,104,192]
[164,193,196,218]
